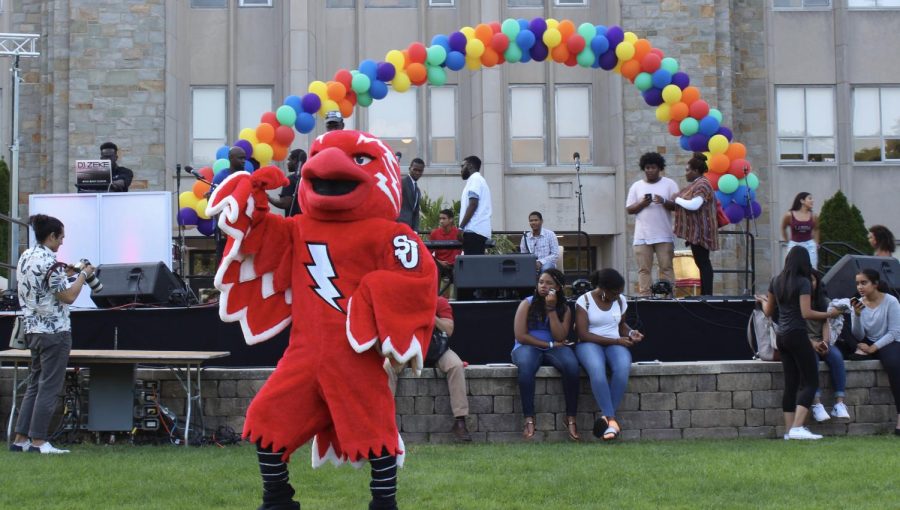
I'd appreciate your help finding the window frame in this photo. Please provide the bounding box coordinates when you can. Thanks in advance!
[190,0,227,8]
[852,86,900,164]
[191,86,228,166]
[554,84,593,165]
[848,0,900,8]
[428,86,459,166]
[508,84,547,166]
[772,0,832,10]
[775,85,836,165]
[555,0,587,6]
[237,86,274,135]
[428,0,454,6]
[238,0,273,6]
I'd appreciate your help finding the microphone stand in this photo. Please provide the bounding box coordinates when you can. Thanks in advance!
[574,156,586,275]
[175,163,186,279]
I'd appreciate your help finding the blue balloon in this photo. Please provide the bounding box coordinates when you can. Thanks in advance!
[294,112,316,134]
[519,50,532,64]
[517,18,529,31]
[359,59,378,80]
[446,51,465,71]
[698,115,721,136]
[369,79,388,100]
[284,95,302,113]
[731,185,750,206]
[431,34,450,52]
[516,29,536,50]
[215,145,230,160]
[715,191,733,208]
[595,25,607,36]
[591,35,609,55]
[651,69,672,89]
[244,160,254,173]
[749,188,757,202]
[213,170,230,185]
[679,135,692,151]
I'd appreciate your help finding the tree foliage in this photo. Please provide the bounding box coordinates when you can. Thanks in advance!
[418,191,514,254]
[817,190,869,268]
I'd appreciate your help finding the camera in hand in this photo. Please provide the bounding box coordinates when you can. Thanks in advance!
[73,259,103,293]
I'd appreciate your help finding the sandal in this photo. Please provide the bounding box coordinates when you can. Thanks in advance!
[602,417,621,441]
[592,416,609,439]
[523,417,535,440]
[566,417,580,442]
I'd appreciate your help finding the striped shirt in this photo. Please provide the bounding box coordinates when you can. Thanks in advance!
[673,175,718,251]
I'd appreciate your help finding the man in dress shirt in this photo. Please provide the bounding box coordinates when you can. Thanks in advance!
[520,211,559,272]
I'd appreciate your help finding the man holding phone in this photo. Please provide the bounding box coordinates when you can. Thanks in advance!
[626,152,680,296]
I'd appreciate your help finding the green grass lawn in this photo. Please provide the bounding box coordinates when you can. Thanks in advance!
[1,437,898,509]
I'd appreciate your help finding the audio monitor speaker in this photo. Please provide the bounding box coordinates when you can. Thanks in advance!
[453,254,537,290]
[821,255,900,299]
[90,262,183,308]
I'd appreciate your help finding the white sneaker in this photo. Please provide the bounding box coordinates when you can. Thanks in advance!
[811,403,831,422]
[29,442,70,454]
[831,402,850,419]
[787,427,823,440]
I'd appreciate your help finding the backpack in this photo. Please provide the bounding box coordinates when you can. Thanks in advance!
[747,305,779,361]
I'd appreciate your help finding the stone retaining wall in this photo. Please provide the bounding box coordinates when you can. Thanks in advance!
[1,361,895,442]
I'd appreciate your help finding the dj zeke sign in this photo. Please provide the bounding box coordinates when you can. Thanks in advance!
[178,18,761,234]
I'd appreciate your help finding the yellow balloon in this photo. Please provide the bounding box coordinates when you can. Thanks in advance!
[612,60,622,74]
[179,191,199,210]
[239,128,258,145]
[319,99,339,117]
[662,84,683,104]
[655,103,671,123]
[615,41,635,61]
[194,198,210,220]
[543,28,562,48]
[255,143,273,166]
[392,71,411,92]
[623,31,638,44]
[465,56,482,71]
[460,26,475,39]
[308,80,327,99]
[708,134,729,154]
[466,39,485,58]
[546,19,559,30]
[385,49,405,70]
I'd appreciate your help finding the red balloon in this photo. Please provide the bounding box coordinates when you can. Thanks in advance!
[641,53,661,73]
[707,172,721,191]
[668,119,682,136]
[566,34,586,54]
[491,33,509,53]
[729,158,751,176]
[199,166,214,180]
[261,111,279,128]
[334,69,353,90]
[489,21,501,34]
[274,125,294,146]
[564,53,578,67]
[345,90,358,106]
[689,99,710,120]
[650,48,664,58]
[408,42,427,64]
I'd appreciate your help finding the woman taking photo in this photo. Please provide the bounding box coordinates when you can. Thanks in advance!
[574,268,643,441]
[781,192,819,269]
[868,225,896,258]
[850,268,900,436]
[511,268,580,441]
[670,153,718,295]
[757,246,841,440]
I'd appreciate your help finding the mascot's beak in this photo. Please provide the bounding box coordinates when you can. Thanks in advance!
[301,146,372,211]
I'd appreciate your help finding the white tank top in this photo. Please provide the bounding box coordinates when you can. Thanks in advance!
[576,292,627,339]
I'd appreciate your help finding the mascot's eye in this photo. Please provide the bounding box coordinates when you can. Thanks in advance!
[353,155,374,165]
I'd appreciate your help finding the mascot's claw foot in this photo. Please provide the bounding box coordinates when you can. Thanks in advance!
[258,502,300,510]
[369,500,398,510]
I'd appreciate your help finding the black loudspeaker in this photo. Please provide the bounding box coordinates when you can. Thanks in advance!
[821,255,900,299]
[90,262,184,308]
[454,254,537,289]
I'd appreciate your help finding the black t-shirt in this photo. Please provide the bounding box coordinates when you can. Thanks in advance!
[769,276,812,333]
[111,165,134,192]
[279,172,301,217]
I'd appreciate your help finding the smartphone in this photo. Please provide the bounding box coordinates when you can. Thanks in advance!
[644,193,652,201]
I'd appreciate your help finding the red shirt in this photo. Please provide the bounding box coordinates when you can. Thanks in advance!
[436,295,453,320]
[430,226,461,264]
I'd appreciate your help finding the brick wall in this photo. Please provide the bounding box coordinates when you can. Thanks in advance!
[3,360,894,442]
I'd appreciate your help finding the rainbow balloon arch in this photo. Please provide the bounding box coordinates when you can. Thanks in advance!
[179,17,761,234]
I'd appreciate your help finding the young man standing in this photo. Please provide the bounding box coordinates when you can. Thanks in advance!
[398,158,425,231]
[457,155,492,255]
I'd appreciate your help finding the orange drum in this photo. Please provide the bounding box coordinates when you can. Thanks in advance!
[673,250,701,297]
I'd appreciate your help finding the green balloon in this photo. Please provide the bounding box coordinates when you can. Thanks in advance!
[427,66,447,86]
[213,158,229,173]
[708,108,722,123]
[737,178,747,187]
[680,117,699,136]
[351,74,371,94]
[718,174,739,194]
[576,48,595,68]
[504,44,522,63]
[501,18,520,38]
[746,172,759,190]
[276,105,297,127]
[634,72,653,92]
[357,92,373,107]
[577,22,596,41]
[426,45,447,67]
[661,57,679,74]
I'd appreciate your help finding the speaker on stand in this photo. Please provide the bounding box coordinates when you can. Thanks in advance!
[90,262,193,308]
[821,255,900,299]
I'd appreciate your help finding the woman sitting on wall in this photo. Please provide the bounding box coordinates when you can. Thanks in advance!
[575,268,643,441]
[511,268,580,441]
[807,270,850,423]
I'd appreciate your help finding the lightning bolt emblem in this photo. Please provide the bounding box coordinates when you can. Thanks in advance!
[304,243,344,313]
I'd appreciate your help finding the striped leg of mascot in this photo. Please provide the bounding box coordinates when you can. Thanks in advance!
[207,130,437,510]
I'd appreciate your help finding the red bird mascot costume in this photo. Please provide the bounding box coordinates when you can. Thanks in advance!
[207,130,437,510]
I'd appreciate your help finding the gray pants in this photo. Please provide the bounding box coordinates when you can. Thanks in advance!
[15,331,72,440]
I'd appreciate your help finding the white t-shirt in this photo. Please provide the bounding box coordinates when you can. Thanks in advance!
[626,176,679,245]
[459,171,492,239]
[576,292,627,339]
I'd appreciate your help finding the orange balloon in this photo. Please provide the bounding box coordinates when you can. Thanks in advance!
[681,86,701,105]
[192,180,211,198]
[551,44,569,63]
[256,123,275,144]
[474,23,493,45]
[670,102,689,121]
[481,48,500,67]
[558,20,576,39]
[272,144,288,162]
[709,153,730,174]
[406,63,427,84]
[633,39,652,61]
[725,142,747,160]
[621,59,641,81]
[326,81,347,101]
[338,98,353,118]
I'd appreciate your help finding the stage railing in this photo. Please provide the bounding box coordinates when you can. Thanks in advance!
[818,241,865,272]
[712,230,755,295]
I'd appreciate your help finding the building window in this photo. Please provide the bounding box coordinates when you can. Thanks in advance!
[365,0,416,6]
[853,87,900,162]
[849,0,900,7]
[326,0,356,7]
[238,87,273,135]
[509,0,543,7]
[772,0,831,8]
[191,0,226,7]
[555,86,591,165]
[776,87,835,163]
[368,91,418,162]
[429,0,454,6]
[510,86,545,164]
[555,0,587,5]
[192,88,227,164]
[239,0,273,6]
[429,87,457,165]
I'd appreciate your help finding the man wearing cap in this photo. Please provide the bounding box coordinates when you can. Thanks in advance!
[325,111,344,131]
[398,158,424,231]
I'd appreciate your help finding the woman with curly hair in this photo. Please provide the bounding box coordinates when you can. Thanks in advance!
[868,225,896,258]
[670,153,719,295]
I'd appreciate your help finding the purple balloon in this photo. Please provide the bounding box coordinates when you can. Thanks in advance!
[449,32,467,53]
[529,17,547,37]
[688,133,710,152]
[598,50,618,70]
[671,71,690,89]
[605,26,624,47]
[376,62,395,82]
[301,93,321,114]
[530,41,549,62]
[746,200,763,219]
[717,126,734,141]
[725,203,746,225]
[178,207,199,226]
[197,218,216,236]
[234,139,253,158]
[642,88,664,107]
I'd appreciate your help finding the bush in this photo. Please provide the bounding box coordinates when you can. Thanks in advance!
[817,190,869,268]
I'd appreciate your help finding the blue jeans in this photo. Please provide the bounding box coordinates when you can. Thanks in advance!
[815,345,846,399]
[511,344,580,417]
[575,342,632,418]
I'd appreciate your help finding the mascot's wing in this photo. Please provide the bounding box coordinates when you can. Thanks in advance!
[346,224,437,375]
[207,166,294,344]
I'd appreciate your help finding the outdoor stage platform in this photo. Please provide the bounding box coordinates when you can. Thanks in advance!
[0,297,756,366]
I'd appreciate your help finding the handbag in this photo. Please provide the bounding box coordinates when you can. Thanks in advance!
[424,328,450,367]
[9,315,27,349]
[716,199,730,229]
